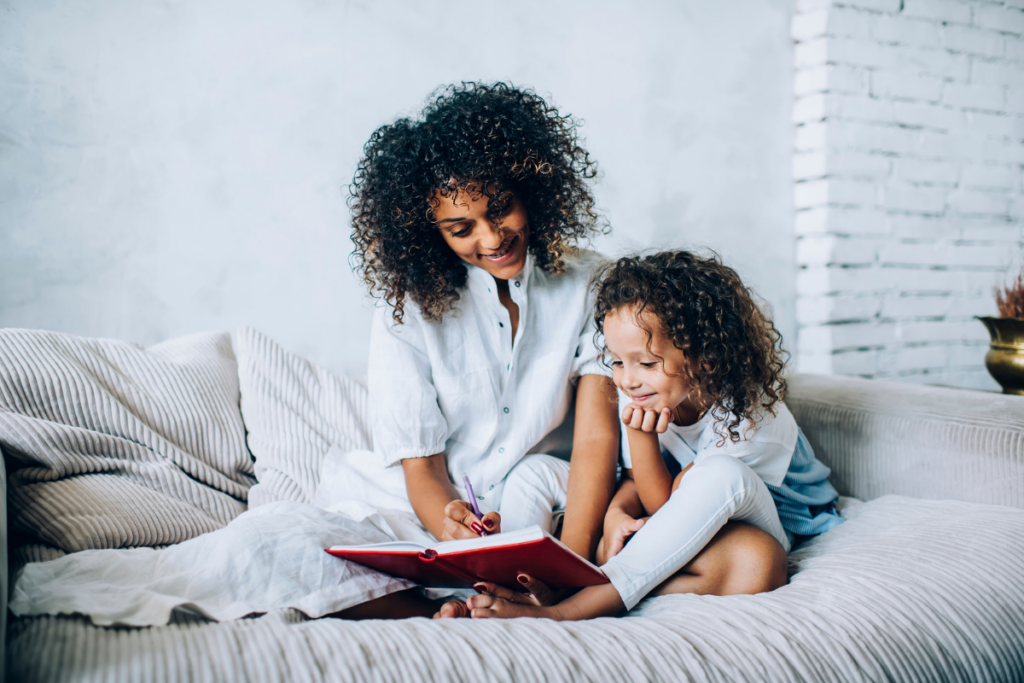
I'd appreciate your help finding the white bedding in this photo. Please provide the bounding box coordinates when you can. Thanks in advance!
[10,501,415,625]
[10,495,1024,682]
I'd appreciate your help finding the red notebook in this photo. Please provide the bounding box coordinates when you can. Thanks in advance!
[327,526,609,590]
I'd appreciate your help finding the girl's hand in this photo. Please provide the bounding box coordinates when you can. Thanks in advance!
[440,500,501,541]
[596,515,647,564]
[621,403,672,434]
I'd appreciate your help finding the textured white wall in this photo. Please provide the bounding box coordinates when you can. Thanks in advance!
[0,0,795,375]
[792,0,1024,390]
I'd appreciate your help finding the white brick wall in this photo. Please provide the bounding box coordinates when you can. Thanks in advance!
[792,0,1024,390]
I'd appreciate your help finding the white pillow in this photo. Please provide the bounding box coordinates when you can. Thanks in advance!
[233,327,372,508]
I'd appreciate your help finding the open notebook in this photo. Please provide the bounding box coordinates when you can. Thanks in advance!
[327,525,609,589]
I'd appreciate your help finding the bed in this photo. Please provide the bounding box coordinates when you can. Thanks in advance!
[3,328,1023,682]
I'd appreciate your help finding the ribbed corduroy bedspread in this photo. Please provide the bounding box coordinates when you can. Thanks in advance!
[9,496,1024,682]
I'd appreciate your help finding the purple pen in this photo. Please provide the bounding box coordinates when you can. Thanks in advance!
[463,474,486,534]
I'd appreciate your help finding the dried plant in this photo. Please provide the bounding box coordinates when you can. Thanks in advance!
[995,269,1024,318]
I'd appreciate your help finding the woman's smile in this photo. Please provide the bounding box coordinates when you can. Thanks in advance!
[434,185,529,281]
[480,234,519,263]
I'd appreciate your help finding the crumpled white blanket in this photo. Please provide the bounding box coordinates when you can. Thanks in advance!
[9,501,416,626]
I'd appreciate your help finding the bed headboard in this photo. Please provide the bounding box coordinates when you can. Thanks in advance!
[787,373,1024,509]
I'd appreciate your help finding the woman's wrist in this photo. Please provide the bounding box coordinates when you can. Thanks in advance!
[401,453,460,540]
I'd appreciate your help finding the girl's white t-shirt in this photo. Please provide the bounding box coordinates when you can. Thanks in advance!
[368,250,610,513]
[618,392,798,487]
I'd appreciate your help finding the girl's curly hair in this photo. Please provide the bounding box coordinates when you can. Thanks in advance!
[349,82,603,323]
[594,251,788,445]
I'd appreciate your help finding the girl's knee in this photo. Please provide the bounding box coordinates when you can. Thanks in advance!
[687,454,753,488]
[720,522,789,594]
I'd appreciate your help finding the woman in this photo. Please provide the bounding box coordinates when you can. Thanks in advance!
[342,82,788,619]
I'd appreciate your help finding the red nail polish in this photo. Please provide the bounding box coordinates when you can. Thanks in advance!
[517,574,529,585]
[471,522,484,534]
[474,583,487,593]
[482,518,495,529]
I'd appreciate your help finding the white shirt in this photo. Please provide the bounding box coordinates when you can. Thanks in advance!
[368,250,610,512]
[619,393,797,487]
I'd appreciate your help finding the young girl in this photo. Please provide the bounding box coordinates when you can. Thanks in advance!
[467,250,844,620]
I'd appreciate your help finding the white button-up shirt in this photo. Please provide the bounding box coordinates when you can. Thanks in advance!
[368,250,610,512]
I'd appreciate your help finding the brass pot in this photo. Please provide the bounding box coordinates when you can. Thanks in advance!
[978,316,1024,394]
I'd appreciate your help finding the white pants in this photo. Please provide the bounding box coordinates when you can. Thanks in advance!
[498,453,570,535]
[602,453,791,610]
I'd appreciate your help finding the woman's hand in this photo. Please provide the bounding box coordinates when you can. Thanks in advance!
[439,500,501,541]
[403,454,503,541]
[621,403,672,434]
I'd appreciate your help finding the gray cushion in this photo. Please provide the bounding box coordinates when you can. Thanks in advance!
[0,329,253,551]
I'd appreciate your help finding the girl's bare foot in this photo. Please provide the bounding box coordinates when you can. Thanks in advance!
[432,599,470,618]
[470,582,626,621]
[467,593,562,620]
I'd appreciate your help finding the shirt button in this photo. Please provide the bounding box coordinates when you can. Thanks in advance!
[514,281,521,287]
[477,495,484,501]
[498,447,505,453]
[503,407,509,414]
[489,485,495,490]
[499,322,504,328]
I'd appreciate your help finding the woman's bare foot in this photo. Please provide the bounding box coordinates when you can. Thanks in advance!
[433,599,470,618]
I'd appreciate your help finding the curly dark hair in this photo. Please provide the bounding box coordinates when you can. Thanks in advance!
[348,82,603,323]
[594,251,788,445]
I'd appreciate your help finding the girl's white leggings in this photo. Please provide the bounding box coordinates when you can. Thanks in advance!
[501,452,790,611]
